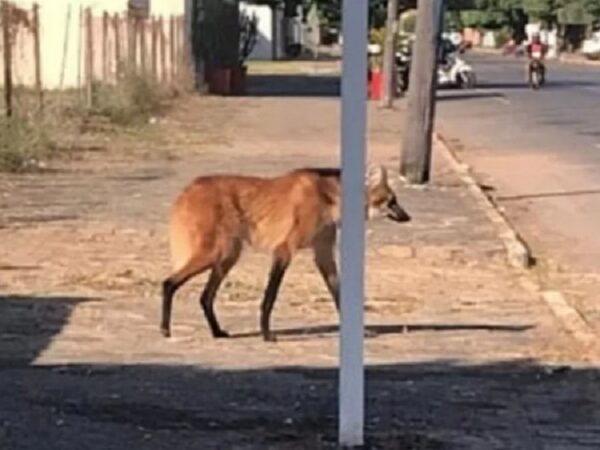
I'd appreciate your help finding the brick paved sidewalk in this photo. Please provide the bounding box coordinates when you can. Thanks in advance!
[0,63,596,449]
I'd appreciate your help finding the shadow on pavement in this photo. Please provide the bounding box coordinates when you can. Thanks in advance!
[0,294,596,449]
[474,79,600,91]
[246,74,340,98]
[1,359,597,449]
[437,91,507,102]
[231,322,534,340]
[0,294,96,366]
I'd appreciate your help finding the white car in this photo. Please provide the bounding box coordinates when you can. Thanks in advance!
[582,32,600,60]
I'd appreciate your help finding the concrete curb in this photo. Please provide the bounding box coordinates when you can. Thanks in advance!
[471,47,600,67]
[471,47,503,56]
[433,132,532,270]
[435,132,599,353]
[541,290,598,350]
[557,55,600,67]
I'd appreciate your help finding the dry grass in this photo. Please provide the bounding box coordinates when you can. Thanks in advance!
[0,115,55,172]
[89,71,170,127]
[0,72,178,172]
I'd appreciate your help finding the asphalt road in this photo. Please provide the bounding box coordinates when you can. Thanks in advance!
[437,53,600,274]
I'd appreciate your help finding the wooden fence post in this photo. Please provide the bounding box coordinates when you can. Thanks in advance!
[32,3,43,114]
[84,7,93,107]
[169,15,175,83]
[113,13,121,80]
[182,16,191,86]
[127,14,136,73]
[140,17,147,74]
[59,5,72,90]
[2,1,13,117]
[177,17,185,81]
[159,16,166,83]
[77,5,82,96]
[151,17,158,81]
[102,11,109,82]
[182,16,191,71]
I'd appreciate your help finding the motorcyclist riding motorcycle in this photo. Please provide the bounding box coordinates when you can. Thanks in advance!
[525,32,547,83]
[438,37,457,69]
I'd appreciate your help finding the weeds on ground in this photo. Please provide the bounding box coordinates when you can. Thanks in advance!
[0,115,55,173]
[89,71,168,127]
[0,71,179,172]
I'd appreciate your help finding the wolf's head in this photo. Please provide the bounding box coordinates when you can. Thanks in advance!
[365,165,411,223]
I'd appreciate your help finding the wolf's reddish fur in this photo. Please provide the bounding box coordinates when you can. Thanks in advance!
[161,166,409,342]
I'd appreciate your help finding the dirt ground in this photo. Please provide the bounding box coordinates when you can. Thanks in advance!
[1,68,599,449]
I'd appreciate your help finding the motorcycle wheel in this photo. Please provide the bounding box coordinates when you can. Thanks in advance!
[530,70,540,90]
[395,70,409,96]
[459,71,476,89]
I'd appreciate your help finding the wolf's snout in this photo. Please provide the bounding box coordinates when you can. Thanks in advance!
[387,198,411,223]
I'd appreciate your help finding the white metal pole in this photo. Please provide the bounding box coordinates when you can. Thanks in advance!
[339,0,368,447]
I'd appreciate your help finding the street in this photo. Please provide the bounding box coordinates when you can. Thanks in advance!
[437,53,600,330]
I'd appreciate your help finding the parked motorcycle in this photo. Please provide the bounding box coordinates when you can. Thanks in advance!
[437,53,476,89]
[394,49,411,95]
[396,49,476,94]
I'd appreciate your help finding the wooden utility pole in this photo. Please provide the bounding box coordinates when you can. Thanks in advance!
[380,0,398,108]
[400,0,444,184]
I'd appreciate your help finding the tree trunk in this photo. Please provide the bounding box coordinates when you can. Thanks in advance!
[399,0,444,184]
[199,0,240,73]
[380,0,398,108]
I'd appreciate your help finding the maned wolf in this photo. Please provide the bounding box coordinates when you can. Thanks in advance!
[161,165,410,342]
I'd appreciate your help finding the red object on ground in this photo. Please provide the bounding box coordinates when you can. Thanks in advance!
[368,69,383,100]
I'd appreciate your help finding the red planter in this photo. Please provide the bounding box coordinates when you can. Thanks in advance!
[367,69,397,100]
[230,65,247,95]
[368,69,383,100]
[206,66,247,95]
[207,68,232,95]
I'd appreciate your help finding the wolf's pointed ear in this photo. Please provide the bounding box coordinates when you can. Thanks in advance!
[366,164,388,188]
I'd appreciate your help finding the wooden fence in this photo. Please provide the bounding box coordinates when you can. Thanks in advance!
[0,1,191,117]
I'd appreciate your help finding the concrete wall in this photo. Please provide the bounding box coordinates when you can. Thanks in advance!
[1,0,184,90]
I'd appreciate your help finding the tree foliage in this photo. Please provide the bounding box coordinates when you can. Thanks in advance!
[296,0,600,30]
[467,0,600,27]
[301,0,416,27]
